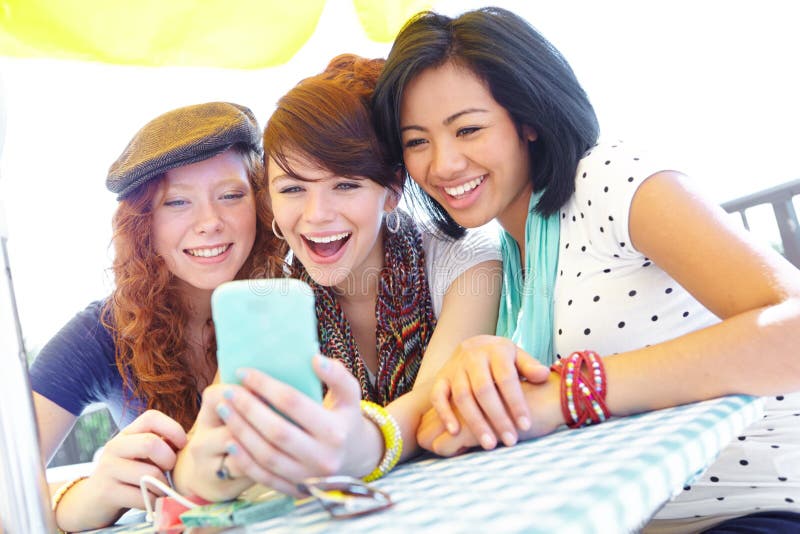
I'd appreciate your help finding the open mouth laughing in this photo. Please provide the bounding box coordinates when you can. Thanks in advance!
[303,232,352,258]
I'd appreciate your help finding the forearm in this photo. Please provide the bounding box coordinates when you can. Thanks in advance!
[53,477,122,533]
[604,298,800,416]
[386,386,433,462]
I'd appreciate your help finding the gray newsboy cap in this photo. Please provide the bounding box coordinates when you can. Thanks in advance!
[106,102,262,200]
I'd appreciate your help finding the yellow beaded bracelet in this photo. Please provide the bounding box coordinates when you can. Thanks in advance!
[360,400,402,482]
[52,475,89,533]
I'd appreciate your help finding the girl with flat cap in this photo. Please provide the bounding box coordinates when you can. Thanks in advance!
[29,101,284,532]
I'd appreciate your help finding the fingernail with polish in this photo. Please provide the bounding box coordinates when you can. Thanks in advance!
[222,389,233,401]
[316,354,330,371]
[216,404,230,421]
[235,368,248,381]
[226,443,238,455]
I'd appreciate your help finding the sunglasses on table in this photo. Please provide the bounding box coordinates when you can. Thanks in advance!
[297,476,393,519]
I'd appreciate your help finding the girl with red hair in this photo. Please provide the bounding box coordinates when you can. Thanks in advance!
[29,102,284,532]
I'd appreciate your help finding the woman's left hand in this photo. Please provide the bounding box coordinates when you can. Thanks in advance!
[429,335,550,449]
[172,384,257,502]
[218,355,379,497]
[419,375,564,456]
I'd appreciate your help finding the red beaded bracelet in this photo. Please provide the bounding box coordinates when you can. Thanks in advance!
[551,351,611,428]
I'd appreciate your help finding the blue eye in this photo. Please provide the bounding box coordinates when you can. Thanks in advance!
[164,199,187,207]
[221,192,246,200]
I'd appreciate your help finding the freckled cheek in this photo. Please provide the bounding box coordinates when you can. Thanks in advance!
[244,217,257,248]
[152,230,179,271]
[151,216,173,258]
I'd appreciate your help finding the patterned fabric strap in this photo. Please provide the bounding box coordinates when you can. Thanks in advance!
[360,400,403,482]
[551,351,610,428]
[299,209,436,405]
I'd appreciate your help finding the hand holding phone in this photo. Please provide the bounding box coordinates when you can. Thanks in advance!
[212,278,322,403]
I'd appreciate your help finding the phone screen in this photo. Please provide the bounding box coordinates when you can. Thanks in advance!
[212,278,322,403]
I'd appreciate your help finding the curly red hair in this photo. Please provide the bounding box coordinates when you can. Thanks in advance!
[103,145,286,430]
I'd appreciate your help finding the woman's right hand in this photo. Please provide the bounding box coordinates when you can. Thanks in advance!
[217,355,378,497]
[176,355,375,501]
[54,409,187,532]
[429,335,551,449]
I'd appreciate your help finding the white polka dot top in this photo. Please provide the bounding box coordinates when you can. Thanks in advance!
[553,141,718,358]
[553,141,800,527]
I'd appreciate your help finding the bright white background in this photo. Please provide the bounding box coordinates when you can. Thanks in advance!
[1,0,799,351]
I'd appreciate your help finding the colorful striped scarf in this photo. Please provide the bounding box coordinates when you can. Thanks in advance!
[295,210,436,405]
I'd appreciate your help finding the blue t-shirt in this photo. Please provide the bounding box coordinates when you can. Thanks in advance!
[29,300,144,427]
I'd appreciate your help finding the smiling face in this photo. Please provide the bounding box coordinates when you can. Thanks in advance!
[152,149,256,295]
[399,61,537,235]
[267,152,395,291]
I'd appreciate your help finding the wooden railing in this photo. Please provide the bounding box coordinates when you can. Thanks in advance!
[721,179,800,269]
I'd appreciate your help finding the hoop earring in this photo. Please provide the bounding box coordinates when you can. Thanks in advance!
[385,210,400,234]
[271,219,285,240]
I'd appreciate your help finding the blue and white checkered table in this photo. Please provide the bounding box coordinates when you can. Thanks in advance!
[246,395,762,534]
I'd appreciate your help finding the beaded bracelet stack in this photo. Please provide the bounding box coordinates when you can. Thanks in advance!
[550,350,611,428]
[359,400,403,482]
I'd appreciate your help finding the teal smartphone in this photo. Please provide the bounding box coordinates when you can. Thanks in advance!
[212,278,323,403]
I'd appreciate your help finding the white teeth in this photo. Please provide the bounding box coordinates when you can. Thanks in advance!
[187,245,228,258]
[305,232,350,244]
[444,176,485,196]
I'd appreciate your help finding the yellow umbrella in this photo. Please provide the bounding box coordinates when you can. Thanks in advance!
[0,0,432,68]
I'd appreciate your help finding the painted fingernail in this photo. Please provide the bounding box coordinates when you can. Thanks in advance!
[235,369,248,381]
[480,433,495,450]
[216,404,230,421]
[446,421,458,434]
[222,389,234,401]
[517,416,531,431]
[501,431,517,447]
[225,443,238,455]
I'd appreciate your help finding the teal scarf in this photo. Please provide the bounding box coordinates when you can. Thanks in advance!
[495,192,561,366]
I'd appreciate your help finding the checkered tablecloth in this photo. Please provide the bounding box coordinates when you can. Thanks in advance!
[247,395,762,534]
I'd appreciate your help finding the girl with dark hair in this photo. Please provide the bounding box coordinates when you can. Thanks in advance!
[372,7,800,532]
[174,54,502,501]
[29,102,284,532]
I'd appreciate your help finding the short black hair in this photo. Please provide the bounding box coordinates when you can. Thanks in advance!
[373,6,600,238]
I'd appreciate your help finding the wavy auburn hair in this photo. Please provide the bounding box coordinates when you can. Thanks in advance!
[102,144,286,430]
[263,54,400,196]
